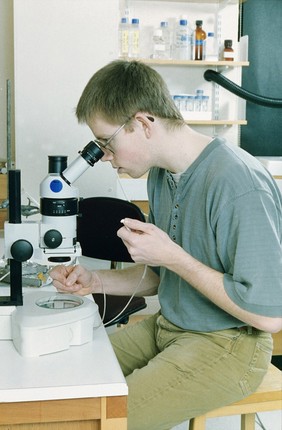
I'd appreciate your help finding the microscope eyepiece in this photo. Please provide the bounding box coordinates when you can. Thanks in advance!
[48,156,68,174]
[79,141,104,166]
[61,141,104,185]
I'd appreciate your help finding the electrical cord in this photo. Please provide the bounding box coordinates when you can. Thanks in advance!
[100,174,149,327]
[116,170,149,218]
[255,413,268,430]
[116,171,131,202]
[103,264,148,327]
[88,173,148,327]
[204,69,282,108]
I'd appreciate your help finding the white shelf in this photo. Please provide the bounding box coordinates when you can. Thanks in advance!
[186,120,247,125]
[129,0,239,4]
[129,58,249,67]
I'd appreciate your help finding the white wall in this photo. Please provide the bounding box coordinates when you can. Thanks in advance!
[13,0,119,202]
[13,0,242,203]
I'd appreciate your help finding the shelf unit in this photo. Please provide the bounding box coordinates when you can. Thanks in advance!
[128,58,249,126]
[121,0,248,128]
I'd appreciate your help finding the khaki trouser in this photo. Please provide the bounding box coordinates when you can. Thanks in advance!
[110,313,273,430]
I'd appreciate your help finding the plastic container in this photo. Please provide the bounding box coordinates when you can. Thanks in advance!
[186,95,195,111]
[118,17,130,58]
[173,95,183,110]
[129,18,140,58]
[152,21,171,59]
[172,92,211,120]
[202,95,210,112]
[194,95,202,112]
[196,89,204,102]
[205,32,218,61]
[173,19,192,60]
[193,20,206,60]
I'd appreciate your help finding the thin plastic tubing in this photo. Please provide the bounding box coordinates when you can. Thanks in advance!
[204,69,282,108]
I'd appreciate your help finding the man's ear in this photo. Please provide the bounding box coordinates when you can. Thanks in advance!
[134,112,155,138]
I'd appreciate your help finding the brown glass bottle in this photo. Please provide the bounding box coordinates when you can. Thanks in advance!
[194,20,206,60]
[223,39,234,61]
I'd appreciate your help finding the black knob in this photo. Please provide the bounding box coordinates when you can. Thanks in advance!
[44,229,63,249]
[10,239,33,262]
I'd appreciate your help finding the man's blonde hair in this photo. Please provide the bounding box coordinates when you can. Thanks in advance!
[76,60,184,129]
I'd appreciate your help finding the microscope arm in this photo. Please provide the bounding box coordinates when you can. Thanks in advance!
[0,170,24,306]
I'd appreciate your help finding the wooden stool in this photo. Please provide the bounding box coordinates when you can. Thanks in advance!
[188,363,282,430]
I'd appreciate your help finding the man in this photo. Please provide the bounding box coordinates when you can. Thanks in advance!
[51,60,282,430]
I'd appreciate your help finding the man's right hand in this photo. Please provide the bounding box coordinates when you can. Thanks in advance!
[50,264,100,296]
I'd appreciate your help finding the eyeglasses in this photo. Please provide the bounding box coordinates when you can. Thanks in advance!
[94,122,126,155]
[93,116,154,155]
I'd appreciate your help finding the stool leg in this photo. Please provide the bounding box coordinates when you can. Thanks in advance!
[241,413,255,430]
[188,416,206,430]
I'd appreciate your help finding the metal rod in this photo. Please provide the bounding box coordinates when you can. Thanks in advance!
[8,169,21,224]
[8,169,23,304]
[6,79,12,171]
[10,259,23,305]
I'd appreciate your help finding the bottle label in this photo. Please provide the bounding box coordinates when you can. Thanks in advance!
[176,32,191,46]
[174,29,192,59]
[131,30,140,55]
[120,30,129,55]
[224,51,234,59]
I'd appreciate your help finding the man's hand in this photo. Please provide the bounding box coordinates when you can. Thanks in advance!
[118,218,179,267]
[50,264,100,296]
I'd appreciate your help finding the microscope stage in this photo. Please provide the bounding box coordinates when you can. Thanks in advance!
[11,291,100,357]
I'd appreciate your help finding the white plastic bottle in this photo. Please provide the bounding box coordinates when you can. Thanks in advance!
[118,17,129,58]
[205,32,219,61]
[173,19,192,60]
[194,89,204,112]
[128,18,140,58]
[152,21,171,59]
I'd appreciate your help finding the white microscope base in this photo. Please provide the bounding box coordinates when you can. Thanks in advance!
[0,306,16,340]
[11,291,100,357]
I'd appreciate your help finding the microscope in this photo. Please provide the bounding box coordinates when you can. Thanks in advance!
[0,141,104,356]
[4,140,104,268]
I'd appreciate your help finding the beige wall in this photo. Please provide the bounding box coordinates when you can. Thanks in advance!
[0,0,15,164]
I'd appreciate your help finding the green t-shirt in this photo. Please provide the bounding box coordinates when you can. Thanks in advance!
[147,138,282,331]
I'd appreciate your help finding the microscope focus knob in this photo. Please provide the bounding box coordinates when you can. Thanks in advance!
[44,229,63,248]
[11,239,33,262]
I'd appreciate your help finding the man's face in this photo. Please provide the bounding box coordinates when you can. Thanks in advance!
[87,116,151,178]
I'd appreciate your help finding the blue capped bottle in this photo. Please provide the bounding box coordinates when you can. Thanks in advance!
[152,21,171,59]
[118,17,130,58]
[173,18,192,60]
[128,18,140,58]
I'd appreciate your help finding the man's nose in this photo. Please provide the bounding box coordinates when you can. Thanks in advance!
[101,150,114,161]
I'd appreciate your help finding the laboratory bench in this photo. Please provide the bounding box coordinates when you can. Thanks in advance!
[0,243,128,429]
[0,323,128,429]
[0,323,127,429]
